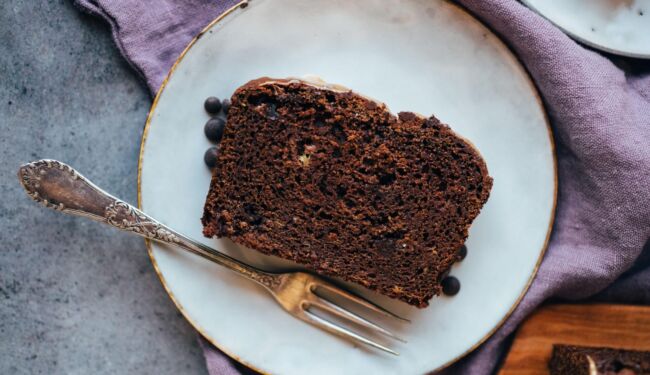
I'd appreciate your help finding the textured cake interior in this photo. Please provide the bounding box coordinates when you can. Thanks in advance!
[549,344,650,375]
[202,78,492,307]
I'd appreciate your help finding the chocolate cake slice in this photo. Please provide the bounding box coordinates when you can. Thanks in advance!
[549,344,650,375]
[201,77,492,307]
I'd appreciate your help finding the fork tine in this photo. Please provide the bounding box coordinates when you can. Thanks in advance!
[309,298,407,343]
[315,283,411,323]
[302,310,399,356]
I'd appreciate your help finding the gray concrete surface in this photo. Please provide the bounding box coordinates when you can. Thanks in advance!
[0,2,207,374]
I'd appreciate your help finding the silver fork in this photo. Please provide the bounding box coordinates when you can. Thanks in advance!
[18,159,408,355]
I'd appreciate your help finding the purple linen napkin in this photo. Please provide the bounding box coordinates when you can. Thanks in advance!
[73,0,650,373]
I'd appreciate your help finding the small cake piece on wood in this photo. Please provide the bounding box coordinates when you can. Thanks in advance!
[549,344,650,375]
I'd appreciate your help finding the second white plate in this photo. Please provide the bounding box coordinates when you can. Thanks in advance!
[523,0,650,58]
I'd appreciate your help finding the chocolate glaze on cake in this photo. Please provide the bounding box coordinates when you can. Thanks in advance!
[201,77,493,307]
[549,344,650,375]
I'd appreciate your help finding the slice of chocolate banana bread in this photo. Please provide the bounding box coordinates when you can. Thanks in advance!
[549,344,650,375]
[201,77,492,307]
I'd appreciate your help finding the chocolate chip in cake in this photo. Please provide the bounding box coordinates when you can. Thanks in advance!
[458,244,467,261]
[204,146,220,168]
[221,99,231,114]
[440,267,451,280]
[204,96,222,114]
[442,276,460,296]
[204,117,226,142]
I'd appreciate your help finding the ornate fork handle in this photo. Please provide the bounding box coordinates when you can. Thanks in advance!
[18,159,280,289]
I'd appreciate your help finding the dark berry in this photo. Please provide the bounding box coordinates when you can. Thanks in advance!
[457,244,467,261]
[204,96,222,114]
[204,146,219,168]
[204,117,226,142]
[221,99,231,114]
[440,267,451,280]
[442,276,460,296]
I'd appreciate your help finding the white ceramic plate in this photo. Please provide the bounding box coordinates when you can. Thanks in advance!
[138,1,556,373]
[522,0,650,58]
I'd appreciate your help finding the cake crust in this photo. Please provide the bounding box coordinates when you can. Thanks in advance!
[202,77,493,307]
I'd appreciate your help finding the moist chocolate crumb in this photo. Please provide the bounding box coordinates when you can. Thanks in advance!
[201,77,492,307]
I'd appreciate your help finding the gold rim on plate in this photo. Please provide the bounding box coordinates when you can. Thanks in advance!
[137,1,557,373]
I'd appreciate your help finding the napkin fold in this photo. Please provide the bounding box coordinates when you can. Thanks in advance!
[73,0,650,373]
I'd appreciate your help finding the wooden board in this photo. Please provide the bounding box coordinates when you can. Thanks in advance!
[500,304,650,374]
